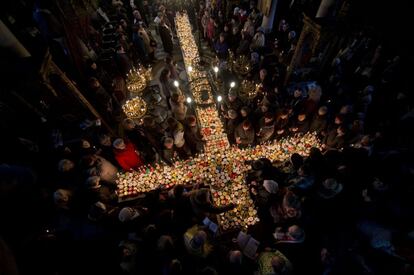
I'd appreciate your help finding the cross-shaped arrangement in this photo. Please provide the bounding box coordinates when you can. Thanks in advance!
[116,12,322,232]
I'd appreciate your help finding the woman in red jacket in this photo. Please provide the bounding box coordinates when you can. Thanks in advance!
[113,138,144,171]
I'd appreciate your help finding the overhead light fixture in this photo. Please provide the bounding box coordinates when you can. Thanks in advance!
[230,81,236,88]
[186,97,192,103]
[173,80,179,87]
[213,66,219,73]
[188,66,193,72]
[217,95,223,102]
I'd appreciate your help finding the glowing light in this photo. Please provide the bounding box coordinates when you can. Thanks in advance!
[186,97,192,103]
[217,95,223,102]
[173,80,179,87]
[213,66,219,73]
[188,66,193,72]
[230,81,236,88]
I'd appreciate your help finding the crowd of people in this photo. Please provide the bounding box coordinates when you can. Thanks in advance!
[1,0,414,274]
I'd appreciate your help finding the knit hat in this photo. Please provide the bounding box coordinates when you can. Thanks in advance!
[118,207,140,222]
[263,180,279,194]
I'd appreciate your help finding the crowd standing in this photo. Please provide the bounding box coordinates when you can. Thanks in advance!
[1,0,414,274]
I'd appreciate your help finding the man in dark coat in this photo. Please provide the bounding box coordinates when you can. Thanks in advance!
[235,120,255,148]
[158,19,174,55]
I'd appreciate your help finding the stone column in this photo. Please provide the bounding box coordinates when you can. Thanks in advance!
[316,0,337,18]
[261,0,278,33]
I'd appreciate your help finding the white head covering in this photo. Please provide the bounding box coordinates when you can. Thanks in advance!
[118,207,140,222]
[263,180,279,194]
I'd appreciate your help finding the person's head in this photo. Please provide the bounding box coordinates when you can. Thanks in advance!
[122,118,136,130]
[224,24,229,32]
[242,120,252,131]
[194,188,211,204]
[361,135,370,146]
[263,180,279,194]
[293,88,302,98]
[53,189,71,208]
[264,112,274,123]
[116,44,125,53]
[165,55,173,65]
[260,103,269,113]
[232,26,239,35]
[271,255,286,273]
[157,235,174,252]
[228,250,242,264]
[167,117,178,128]
[169,258,182,275]
[334,114,344,125]
[290,153,303,169]
[318,106,328,116]
[163,137,174,149]
[90,61,97,70]
[133,9,141,19]
[280,109,289,120]
[228,109,238,119]
[240,106,250,117]
[298,164,311,176]
[98,133,111,146]
[340,104,352,114]
[160,68,171,82]
[58,159,75,172]
[309,147,323,159]
[259,69,267,81]
[88,77,100,89]
[173,184,184,198]
[85,176,101,190]
[219,32,225,43]
[80,139,91,149]
[337,125,347,136]
[113,138,126,150]
[228,89,237,101]
[158,5,166,13]
[191,230,207,249]
[118,207,140,222]
[186,115,197,127]
[297,113,306,122]
[251,52,259,63]
[287,225,305,241]
[120,19,127,28]
[288,30,296,40]
[88,201,107,221]
[171,93,180,103]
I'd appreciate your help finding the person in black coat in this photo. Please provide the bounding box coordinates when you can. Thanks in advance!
[290,113,310,134]
[309,106,328,135]
[158,19,174,55]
